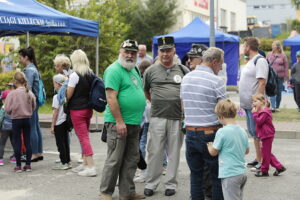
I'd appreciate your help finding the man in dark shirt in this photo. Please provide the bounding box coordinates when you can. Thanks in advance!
[143,36,189,197]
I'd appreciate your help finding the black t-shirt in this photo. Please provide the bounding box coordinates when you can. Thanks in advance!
[68,73,93,110]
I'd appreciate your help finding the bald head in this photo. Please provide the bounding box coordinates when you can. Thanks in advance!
[138,44,147,58]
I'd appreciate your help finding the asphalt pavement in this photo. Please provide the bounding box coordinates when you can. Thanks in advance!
[0,128,299,200]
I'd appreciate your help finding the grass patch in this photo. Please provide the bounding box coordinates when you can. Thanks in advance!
[237,108,300,122]
[39,101,52,114]
[38,101,104,116]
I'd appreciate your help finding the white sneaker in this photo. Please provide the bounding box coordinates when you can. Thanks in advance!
[77,158,83,164]
[78,167,97,177]
[134,169,141,177]
[162,167,167,175]
[67,162,72,169]
[72,164,86,173]
[134,170,146,183]
[52,163,69,170]
[55,159,60,163]
[251,162,261,172]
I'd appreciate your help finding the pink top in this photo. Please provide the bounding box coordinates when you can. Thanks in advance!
[266,52,289,80]
[253,107,275,140]
[4,88,36,119]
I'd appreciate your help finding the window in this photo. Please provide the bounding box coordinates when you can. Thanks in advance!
[220,9,227,27]
[253,5,260,9]
[230,12,236,31]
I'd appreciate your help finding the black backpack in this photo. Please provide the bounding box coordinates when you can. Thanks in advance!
[89,74,107,112]
[254,55,278,97]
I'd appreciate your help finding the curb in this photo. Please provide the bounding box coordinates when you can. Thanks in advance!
[40,121,300,139]
[40,121,104,131]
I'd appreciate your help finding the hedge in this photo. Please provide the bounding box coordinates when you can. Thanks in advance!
[0,71,15,92]
[0,70,55,99]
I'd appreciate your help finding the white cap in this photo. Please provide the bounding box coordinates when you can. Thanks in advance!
[53,74,65,85]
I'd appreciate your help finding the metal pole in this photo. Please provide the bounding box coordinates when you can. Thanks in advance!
[210,0,216,47]
[95,37,99,130]
[216,0,218,30]
[96,37,99,76]
[26,31,30,47]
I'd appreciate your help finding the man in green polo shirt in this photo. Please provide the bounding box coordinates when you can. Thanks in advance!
[100,39,146,200]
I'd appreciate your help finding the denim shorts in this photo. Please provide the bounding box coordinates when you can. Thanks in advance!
[244,109,257,139]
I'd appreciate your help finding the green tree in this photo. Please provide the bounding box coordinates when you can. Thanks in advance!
[38,0,69,10]
[19,0,129,97]
[125,0,178,48]
[291,0,300,9]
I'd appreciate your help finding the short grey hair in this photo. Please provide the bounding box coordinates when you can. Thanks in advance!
[202,47,224,63]
[53,54,71,69]
[138,44,147,51]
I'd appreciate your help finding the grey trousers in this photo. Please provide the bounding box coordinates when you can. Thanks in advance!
[221,174,247,200]
[0,130,14,159]
[100,123,140,197]
[145,117,184,190]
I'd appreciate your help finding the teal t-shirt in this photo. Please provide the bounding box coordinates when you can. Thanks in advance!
[104,61,146,125]
[213,124,249,178]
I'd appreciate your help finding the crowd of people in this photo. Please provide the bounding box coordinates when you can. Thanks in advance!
[0,35,296,200]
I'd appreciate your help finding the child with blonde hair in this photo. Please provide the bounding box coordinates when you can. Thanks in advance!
[207,99,249,200]
[4,72,36,172]
[252,94,286,177]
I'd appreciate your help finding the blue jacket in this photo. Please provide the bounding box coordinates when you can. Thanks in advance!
[24,63,39,98]
[57,81,68,105]
[57,69,73,105]
[0,107,12,131]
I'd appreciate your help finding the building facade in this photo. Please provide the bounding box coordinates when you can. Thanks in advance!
[169,0,247,33]
[247,0,296,25]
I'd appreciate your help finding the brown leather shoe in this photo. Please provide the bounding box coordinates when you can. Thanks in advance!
[99,193,112,200]
[119,193,146,200]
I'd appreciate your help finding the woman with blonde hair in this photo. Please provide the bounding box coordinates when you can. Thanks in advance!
[266,40,289,112]
[66,49,96,177]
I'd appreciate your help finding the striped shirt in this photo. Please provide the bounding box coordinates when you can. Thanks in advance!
[180,65,226,127]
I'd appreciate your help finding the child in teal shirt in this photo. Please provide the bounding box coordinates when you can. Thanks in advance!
[207,99,249,200]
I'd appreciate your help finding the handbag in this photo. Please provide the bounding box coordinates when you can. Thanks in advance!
[101,123,107,142]
[63,103,73,132]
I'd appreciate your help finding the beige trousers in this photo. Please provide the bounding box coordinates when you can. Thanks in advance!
[145,117,184,190]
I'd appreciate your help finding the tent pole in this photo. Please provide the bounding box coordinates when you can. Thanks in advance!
[26,32,30,47]
[95,36,99,130]
[209,0,216,47]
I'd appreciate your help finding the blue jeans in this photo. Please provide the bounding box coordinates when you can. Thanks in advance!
[30,107,43,154]
[185,130,223,200]
[270,77,284,109]
[245,109,257,139]
[140,123,149,159]
[139,123,168,167]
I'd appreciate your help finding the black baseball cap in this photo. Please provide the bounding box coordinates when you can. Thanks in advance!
[121,39,138,52]
[157,36,175,50]
[188,44,208,58]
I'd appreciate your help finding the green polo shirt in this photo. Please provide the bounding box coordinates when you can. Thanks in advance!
[104,61,146,125]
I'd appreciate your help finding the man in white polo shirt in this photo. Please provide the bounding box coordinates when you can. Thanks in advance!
[181,47,226,200]
[239,37,268,170]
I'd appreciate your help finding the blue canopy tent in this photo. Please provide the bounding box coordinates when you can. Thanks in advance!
[0,0,99,74]
[0,0,101,127]
[153,17,240,85]
[0,0,98,37]
[283,35,300,65]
